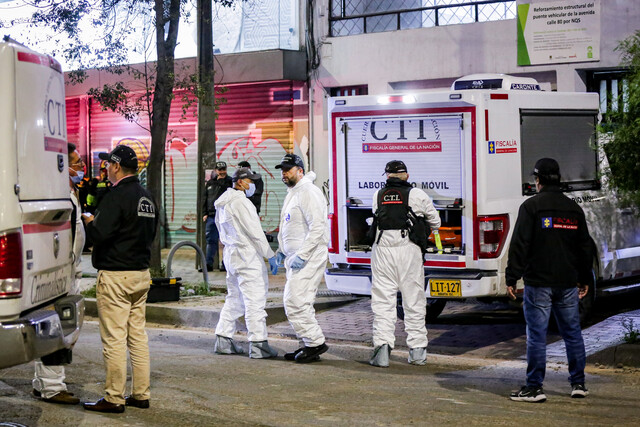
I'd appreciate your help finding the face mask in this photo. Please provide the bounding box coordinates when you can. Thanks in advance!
[71,171,84,184]
[245,182,256,198]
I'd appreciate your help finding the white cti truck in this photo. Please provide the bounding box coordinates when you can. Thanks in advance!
[0,37,84,369]
[324,74,640,321]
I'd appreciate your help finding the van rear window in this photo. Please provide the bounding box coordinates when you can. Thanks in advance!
[520,110,599,195]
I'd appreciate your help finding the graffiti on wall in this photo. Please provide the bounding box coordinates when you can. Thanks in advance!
[165,128,290,244]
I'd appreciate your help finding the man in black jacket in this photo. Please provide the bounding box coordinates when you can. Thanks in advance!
[202,161,233,271]
[81,145,157,414]
[506,158,591,403]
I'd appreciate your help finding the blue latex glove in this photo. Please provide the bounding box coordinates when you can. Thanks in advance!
[290,255,306,270]
[275,251,286,267]
[268,256,278,275]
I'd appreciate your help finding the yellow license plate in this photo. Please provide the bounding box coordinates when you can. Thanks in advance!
[429,279,461,297]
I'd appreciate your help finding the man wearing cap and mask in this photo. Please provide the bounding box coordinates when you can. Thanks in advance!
[274,154,330,363]
[506,158,591,403]
[238,160,264,214]
[202,161,233,271]
[212,167,279,358]
[81,145,157,413]
[369,160,441,368]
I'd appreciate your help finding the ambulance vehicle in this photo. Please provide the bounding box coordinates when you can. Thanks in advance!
[0,38,84,369]
[324,74,640,321]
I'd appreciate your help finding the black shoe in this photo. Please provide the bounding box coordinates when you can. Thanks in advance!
[284,347,305,361]
[219,262,226,272]
[33,389,80,405]
[571,383,589,398]
[83,398,125,413]
[125,396,150,408]
[198,265,214,272]
[295,343,329,363]
[509,385,547,403]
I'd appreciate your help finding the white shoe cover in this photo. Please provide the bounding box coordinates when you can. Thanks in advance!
[369,344,391,367]
[249,341,278,359]
[408,347,427,365]
[214,335,244,355]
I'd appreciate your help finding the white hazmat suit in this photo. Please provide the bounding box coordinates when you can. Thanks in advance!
[278,172,329,347]
[215,187,275,344]
[371,186,440,353]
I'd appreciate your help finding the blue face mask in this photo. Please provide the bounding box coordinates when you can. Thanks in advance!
[245,182,256,198]
[71,171,84,184]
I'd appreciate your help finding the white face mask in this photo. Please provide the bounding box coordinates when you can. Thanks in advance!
[71,171,84,184]
[245,182,256,198]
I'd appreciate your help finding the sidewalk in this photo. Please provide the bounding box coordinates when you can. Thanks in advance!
[79,246,357,330]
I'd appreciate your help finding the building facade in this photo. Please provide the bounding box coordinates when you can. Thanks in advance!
[309,0,640,186]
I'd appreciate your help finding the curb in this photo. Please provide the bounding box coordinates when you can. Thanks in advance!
[83,296,357,329]
[587,343,640,368]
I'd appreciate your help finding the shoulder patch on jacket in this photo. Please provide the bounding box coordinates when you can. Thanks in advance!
[138,197,156,218]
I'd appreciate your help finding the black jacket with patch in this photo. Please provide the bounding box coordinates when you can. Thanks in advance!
[202,176,233,216]
[87,175,158,271]
[505,185,592,288]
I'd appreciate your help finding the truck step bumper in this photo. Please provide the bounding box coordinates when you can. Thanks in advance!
[325,267,504,298]
[0,295,84,369]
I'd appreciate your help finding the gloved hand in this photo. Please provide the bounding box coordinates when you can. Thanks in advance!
[290,255,306,270]
[275,251,286,267]
[268,256,278,275]
[434,230,443,254]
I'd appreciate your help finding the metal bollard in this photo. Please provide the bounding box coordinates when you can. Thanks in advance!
[166,241,210,291]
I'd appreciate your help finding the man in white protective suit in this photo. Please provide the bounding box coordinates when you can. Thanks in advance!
[32,143,86,405]
[213,167,279,358]
[274,154,330,363]
[369,160,441,368]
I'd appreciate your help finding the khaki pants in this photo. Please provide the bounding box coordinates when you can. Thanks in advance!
[97,269,151,404]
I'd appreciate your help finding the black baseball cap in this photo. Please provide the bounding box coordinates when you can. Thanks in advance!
[232,167,261,182]
[238,161,251,168]
[384,160,407,174]
[98,145,138,170]
[215,161,227,170]
[275,154,304,170]
[532,158,560,177]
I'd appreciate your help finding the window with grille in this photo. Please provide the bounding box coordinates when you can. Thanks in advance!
[330,0,516,37]
[587,70,629,118]
[330,85,369,96]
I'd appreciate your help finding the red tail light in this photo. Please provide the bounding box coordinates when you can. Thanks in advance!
[477,214,509,259]
[0,231,23,297]
[328,213,338,254]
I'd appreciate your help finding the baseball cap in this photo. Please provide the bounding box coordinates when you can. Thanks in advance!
[384,160,407,174]
[232,167,261,182]
[275,154,304,170]
[215,161,227,170]
[238,161,251,168]
[532,158,560,177]
[98,145,138,170]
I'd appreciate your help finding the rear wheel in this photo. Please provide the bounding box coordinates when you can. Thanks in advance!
[396,296,447,323]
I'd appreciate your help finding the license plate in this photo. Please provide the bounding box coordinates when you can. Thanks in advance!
[31,265,71,304]
[429,279,461,297]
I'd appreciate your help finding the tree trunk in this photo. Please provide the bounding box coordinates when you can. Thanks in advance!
[148,0,181,272]
[196,0,217,268]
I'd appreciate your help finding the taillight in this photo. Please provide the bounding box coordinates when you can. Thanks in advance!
[477,214,509,259]
[0,231,23,297]
[328,213,338,254]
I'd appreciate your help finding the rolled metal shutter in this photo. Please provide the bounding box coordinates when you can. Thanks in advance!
[164,80,306,246]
